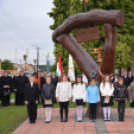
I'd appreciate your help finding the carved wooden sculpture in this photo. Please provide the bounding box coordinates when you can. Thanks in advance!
[52,9,125,118]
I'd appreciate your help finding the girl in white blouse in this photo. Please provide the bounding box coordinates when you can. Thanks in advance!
[73,75,86,122]
[56,74,71,122]
[100,75,114,121]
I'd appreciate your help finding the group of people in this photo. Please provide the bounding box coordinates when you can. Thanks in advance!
[1,69,134,124]
[0,70,58,107]
[25,70,134,124]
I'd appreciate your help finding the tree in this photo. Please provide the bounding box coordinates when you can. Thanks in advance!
[1,59,13,70]
[47,0,71,73]
[48,0,134,73]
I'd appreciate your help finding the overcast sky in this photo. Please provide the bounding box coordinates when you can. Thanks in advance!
[0,0,55,65]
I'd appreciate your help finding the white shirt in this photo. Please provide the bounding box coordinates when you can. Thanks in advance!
[56,81,71,102]
[100,82,114,96]
[73,83,86,102]
[31,83,33,87]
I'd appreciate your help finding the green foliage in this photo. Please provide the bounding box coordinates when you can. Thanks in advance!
[1,59,13,70]
[48,0,134,73]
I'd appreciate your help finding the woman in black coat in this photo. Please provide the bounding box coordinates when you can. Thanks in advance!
[1,71,12,106]
[115,77,127,121]
[42,76,54,123]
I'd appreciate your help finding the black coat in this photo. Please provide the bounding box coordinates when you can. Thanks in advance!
[1,76,12,92]
[25,83,39,102]
[14,75,29,94]
[115,84,127,101]
[128,76,133,86]
[0,77,3,93]
[122,76,129,88]
[13,76,18,87]
[42,83,55,100]
[40,77,46,89]
[51,76,58,88]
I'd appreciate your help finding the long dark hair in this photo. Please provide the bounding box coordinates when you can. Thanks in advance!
[102,75,112,89]
[75,75,83,85]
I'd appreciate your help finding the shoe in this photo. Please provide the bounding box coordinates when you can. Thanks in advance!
[32,121,36,123]
[48,121,51,123]
[64,118,68,122]
[60,118,64,122]
[94,119,96,122]
[108,117,111,121]
[45,121,49,123]
[89,119,93,122]
[77,120,82,122]
[104,117,107,121]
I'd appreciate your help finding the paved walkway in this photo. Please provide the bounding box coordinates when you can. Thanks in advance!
[13,108,134,134]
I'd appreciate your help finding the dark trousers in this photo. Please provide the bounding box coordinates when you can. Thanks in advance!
[59,101,69,119]
[90,103,97,119]
[2,95,10,106]
[15,93,25,105]
[27,102,37,122]
[118,101,125,121]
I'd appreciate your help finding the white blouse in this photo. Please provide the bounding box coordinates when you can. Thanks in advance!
[56,81,72,102]
[73,83,86,102]
[100,82,114,96]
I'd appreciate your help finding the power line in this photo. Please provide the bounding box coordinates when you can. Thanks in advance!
[0,28,25,50]
[0,5,32,45]
[0,18,31,46]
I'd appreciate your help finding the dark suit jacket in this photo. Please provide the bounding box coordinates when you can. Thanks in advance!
[51,76,58,88]
[128,76,133,86]
[25,83,39,102]
[122,76,129,88]
[1,76,13,92]
[40,77,46,89]
[14,75,29,94]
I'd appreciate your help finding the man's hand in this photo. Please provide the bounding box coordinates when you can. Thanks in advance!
[69,97,71,101]
[14,89,17,92]
[130,100,132,103]
[106,95,109,98]
[35,100,38,104]
[56,97,58,101]
[25,101,28,105]
[126,99,127,102]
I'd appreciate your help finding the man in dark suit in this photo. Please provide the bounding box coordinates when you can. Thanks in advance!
[40,71,46,89]
[25,75,39,123]
[122,71,129,88]
[128,71,133,86]
[14,70,29,105]
[112,74,119,83]
[0,70,4,105]
[51,71,58,103]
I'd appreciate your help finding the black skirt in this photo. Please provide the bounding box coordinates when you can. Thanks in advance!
[101,96,113,107]
[130,101,134,108]
[75,99,85,106]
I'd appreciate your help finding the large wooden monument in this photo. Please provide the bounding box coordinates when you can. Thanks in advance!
[52,9,126,118]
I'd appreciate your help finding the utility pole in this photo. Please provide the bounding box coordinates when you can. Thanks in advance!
[32,45,40,72]
[15,48,17,64]
[37,47,39,72]
[26,49,29,64]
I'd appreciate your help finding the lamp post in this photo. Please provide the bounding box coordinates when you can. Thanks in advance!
[23,54,27,73]
[33,59,37,71]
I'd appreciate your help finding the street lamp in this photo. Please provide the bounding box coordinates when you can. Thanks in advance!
[33,59,37,71]
[23,54,27,73]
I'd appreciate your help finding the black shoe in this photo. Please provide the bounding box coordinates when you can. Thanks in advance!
[45,121,49,123]
[60,118,64,122]
[32,120,36,123]
[93,119,96,122]
[104,117,107,121]
[64,118,68,122]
